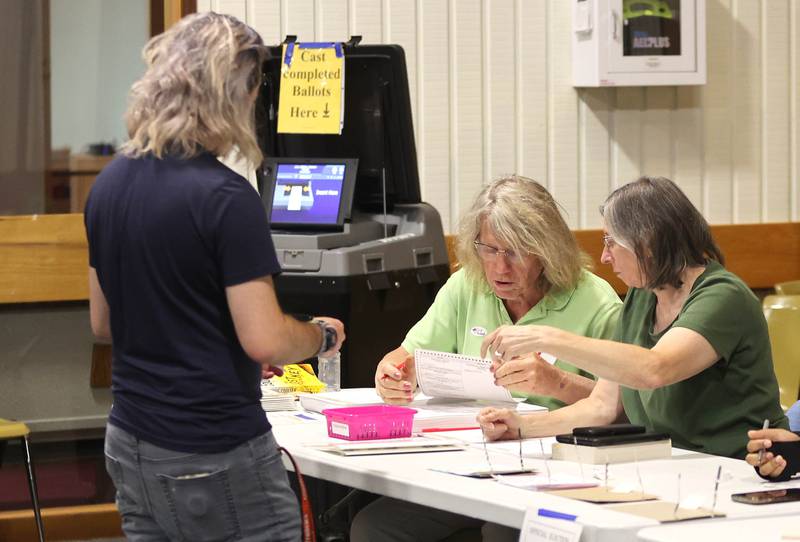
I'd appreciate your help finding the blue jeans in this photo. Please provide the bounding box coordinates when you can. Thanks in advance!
[105,424,301,542]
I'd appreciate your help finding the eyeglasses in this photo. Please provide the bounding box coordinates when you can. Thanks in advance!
[473,241,524,263]
[601,234,617,249]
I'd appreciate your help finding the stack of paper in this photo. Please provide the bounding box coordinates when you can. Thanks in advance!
[298,388,545,433]
[260,363,328,412]
[260,386,298,412]
[551,439,672,464]
[311,437,465,456]
[298,388,383,412]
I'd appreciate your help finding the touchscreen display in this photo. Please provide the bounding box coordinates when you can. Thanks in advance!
[270,163,346,225]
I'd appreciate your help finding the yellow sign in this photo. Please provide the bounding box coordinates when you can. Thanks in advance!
[277,42,344,134]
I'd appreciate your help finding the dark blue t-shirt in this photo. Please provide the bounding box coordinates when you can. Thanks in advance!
[85,153,281,453]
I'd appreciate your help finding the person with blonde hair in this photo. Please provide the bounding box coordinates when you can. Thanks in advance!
[85,12,343,541]
[352,175,621,542]
[375,175,621,411]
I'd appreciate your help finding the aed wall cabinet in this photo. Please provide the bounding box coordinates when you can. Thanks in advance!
[573,0,706,87]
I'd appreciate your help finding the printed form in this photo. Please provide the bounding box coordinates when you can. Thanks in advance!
[415,349,516,403]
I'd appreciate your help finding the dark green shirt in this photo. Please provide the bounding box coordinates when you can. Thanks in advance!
[619,260,788,459]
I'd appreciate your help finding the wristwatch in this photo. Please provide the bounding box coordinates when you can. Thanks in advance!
[313,320,337,357]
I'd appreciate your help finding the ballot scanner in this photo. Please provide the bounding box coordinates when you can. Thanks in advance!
[256,40,450,388]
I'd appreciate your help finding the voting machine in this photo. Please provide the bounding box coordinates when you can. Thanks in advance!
[256,40,450,388]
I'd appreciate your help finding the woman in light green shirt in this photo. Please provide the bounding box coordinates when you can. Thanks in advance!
[479,176,787,459]
[374,175,621,410]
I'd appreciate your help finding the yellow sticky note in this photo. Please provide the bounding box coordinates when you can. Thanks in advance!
[277,43,344,134]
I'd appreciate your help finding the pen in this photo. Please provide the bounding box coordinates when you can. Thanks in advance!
[711,465,721,518]
[380,361,407,381]
[537,508,577,522]
[421,426,480,433]
[757,418,770,463]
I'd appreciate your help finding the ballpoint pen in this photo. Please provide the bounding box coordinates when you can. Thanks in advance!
[482,428,496,479]
[711,465,721,518]
[757,418,770,464]
[380,361,407,380]
[539,438,551,483]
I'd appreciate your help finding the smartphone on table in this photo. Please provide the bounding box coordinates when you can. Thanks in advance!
[556,423,668,447]
[731,488,800,505]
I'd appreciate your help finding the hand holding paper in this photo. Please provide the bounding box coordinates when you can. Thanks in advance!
[375,348,416,405]
[491,352,561,396]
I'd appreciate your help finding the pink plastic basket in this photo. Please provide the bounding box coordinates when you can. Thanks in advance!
[322,405,417,440]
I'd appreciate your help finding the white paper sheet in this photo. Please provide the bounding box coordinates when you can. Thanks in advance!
[497,473,598,491]
[414,349,516,402]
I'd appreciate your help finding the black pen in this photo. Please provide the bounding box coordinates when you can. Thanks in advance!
[757,418,769,463]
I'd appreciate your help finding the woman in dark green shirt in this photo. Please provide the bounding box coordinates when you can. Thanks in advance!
[477,176,787,459]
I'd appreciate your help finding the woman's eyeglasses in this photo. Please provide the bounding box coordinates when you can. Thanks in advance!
[473,241,524,263]
[602,234,617,249]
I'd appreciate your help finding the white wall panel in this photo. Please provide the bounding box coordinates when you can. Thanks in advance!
[612,88,644,190]
[207,0,800,232]
[416,1,451,230]
[641,87,674,180]
[793,0,800,221]
[217,0,246,21]
[762,0,791,222]
[485,0,516,181]
[547,0,579,228]
[451,0,483,221]
[317,0,349,42]
[282,0,315,40]
[732,0,762,223]
[350,0,382,43]
[702,0,733,222]
[673,87,704,210]
[517,0,548,186]
[247,0,281,44]
[580,89,613,228]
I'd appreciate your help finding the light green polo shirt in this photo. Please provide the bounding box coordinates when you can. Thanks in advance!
[619,260,788,459]
[402,268,622,411]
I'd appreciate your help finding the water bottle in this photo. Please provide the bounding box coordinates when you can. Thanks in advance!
[318,352,341,392]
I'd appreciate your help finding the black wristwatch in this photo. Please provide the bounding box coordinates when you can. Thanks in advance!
[313,320,337,357]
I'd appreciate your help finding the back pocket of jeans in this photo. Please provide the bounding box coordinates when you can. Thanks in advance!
[157,468,240,542]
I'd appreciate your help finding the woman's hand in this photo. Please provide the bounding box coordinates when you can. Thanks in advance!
[745,427,800,478]
[481,325,559,362]
[492,353,562,396]
[477,407,522,441]
[375,349,416,405]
